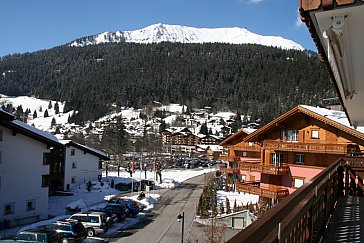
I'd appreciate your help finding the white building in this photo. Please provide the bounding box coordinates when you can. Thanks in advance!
[0,110,63,228]
[60,140,109,191]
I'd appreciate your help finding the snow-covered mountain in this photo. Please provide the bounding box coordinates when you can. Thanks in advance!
[69,23,304,51]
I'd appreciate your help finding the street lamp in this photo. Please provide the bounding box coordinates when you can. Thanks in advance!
[177,212,184,243]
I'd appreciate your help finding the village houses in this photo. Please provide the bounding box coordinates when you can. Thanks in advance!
[0,109,109,229]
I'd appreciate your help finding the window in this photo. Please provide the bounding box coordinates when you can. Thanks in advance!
[0,129,3,141]
[293,178,304,188]
[295,154,305,164]
[72,162,77,169]
[43,153,50,165]
[287,130,299,142]
[70,149,75,156]
[242,151,247,157]
[271,153,283,166]
[41,175,50,187]
[280,130,285,141]
[98,160,102,169]
[0,151,2,164]
[71,177,76,184]
[4,203,15,215]
[311,130,319,139]
[90,216,99,223]
[26,199,36,211]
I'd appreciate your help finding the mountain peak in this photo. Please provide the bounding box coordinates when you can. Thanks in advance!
[69,23,304,50]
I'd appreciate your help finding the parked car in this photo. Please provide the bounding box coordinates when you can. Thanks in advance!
[108,198,139,216]
[47,219,87,242]
[104,204,127,222]
[69,211,109,237]
[12,227,62,242]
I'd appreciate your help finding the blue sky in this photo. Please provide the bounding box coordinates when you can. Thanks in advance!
[0,0,315,57]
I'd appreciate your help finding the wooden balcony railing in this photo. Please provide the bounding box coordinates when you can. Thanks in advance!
[230,145,261,152]
[228,155,364,243]
[220,167,240,174]
[236,183,289,199]
[239,162,290,175]
[263,140,352,154]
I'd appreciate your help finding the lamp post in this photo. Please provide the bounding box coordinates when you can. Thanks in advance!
[177,212,184,243]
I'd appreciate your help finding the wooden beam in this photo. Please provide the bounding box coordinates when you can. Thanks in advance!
[336,0,355,5]
[301,0,321,11]
[322,0,334,10]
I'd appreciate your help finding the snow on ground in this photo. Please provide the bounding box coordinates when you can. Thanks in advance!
[217,191,259,209]
[0,94,75,131]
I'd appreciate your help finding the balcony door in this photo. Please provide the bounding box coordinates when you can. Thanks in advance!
[271,153,283,166]
[287,130,299,142]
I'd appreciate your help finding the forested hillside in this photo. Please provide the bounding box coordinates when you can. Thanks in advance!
[0,42,334,124]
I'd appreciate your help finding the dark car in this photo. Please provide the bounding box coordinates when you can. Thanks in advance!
[108,198,139,217]
[13,227,62,242]
[104,204,127,222]
[48,219,87,242]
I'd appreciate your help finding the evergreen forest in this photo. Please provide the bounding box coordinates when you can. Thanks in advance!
[0,42,335,124]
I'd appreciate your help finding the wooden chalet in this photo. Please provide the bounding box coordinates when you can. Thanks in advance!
[219,128,260,191]
[223,105,364,207]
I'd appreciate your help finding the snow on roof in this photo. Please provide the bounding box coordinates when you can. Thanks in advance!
[242,128,256,134]
[163,115,177,124]
[60,140,109,158]
[12,120,61,144]
[301,105,364,134]
[156,103,186,114]
[212,112,235,119]
[197,144,222,152]
[208,145,223,152]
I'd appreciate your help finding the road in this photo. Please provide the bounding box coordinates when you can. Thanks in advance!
[109,173,210,243]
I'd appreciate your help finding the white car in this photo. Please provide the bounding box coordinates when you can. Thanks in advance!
[161,178,178,188]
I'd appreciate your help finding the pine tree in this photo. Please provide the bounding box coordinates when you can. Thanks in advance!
[200,122,208,135]
[33,110,37,119]
[226,197,231,214]
[51,117,56,127]
[233,199,238,212]
[159,120,167,132]
[48,100,52,109]
[44,109,49,118]
[54,102,59,114]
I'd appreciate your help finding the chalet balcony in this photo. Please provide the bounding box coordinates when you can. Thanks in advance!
[239,162,290,175]
[228,155,364,243]
[220,167,240,174]
[263,140,352,154]
[236,182,289,199]
[230,145,261,152]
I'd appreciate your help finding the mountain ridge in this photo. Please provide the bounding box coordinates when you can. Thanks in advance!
[69,23,304,50]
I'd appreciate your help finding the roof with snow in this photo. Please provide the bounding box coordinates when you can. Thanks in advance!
[0,109,63,148]
[196,145,223,152]
[60,140,109,160]
[219,128,255,146]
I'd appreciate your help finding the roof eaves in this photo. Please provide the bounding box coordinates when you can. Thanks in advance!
[243,106,301,142]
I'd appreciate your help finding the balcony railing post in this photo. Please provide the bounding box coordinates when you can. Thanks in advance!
[309,206,314,243]
[345,160,349,195]
[277,222,281,243]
